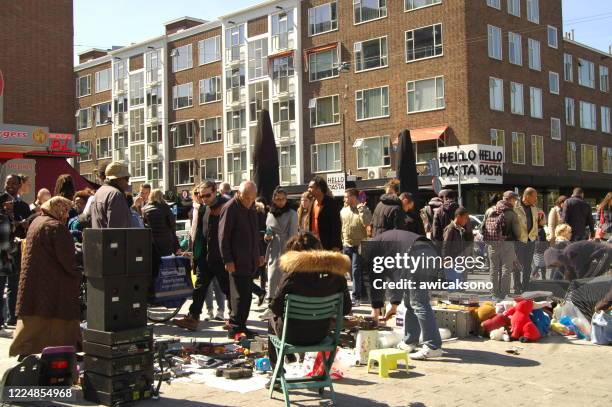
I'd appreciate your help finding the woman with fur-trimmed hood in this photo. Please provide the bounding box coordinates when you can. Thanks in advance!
[268,232,352,365]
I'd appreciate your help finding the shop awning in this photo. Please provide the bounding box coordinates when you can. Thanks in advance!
[32,156,97,192]
[410,125,448,142]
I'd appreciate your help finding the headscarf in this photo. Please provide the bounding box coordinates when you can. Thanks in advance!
[41,196,73,224]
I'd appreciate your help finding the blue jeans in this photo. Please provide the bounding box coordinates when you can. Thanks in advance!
[205,276,225,313]
[343,246,362,300]
[402,287,442,350]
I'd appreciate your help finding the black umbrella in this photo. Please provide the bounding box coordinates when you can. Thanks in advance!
[252,109,279,204]
[396,129,419,196]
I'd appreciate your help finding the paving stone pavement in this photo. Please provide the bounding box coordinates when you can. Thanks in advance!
[0,299,610,407]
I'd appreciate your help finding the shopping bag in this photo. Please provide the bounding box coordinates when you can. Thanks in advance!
[151,255,193,307]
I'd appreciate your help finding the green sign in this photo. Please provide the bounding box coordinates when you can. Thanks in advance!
[76,143,89,154]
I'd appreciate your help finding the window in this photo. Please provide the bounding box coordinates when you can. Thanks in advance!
[564,54,573,82]
[310,95,340,127]
[277,145,297,185]
[248,38,268,80]
[226,66,246,102]
[145,49,161,83]
[600,66,610,92]
[95,68,111,93]
[405,0,441,11]
[406,24,442,62]
[354,0,387,24]
[96,137,111,159]
[510,82,524,115]
[508,32,522,65]
[114,95,128,115]
[271,11,294,51]
[172,122,195,147]
[567,142,576,170]
[356,136,391,168]
[547,26,558,48]
[578,59,595,88]
[173,160,196,186]
[199,77,221,104]
[526,0,539,23]
[248,81,269,122]
[76,75,91,97]
[512,132,525,164]
[581,144,597,172]
[226,109,246,145]
[309,47,339,81]
[528,38,541,71]
[311,142,341,172]
[579,101,597,130]
[172,44,192,72]
[355,37,388,71]
[273,100,296,127]
[146,124,162,144]
[356,86,389,120]
[76,108,91,130]
[271,55,294,90]
[549,72,560,94]
[507,0,520,17]
[113,131,127,160]
[129,108,144,142]
[201,157,223,181]
[173,83,193,110]
[487,0,501,9]
[490,129,506,162]
[309,2,337,35]
[129,72,144,106]
[113,60,127,91]
[489,77,504,111]
[225,25,246,62]
[200,117,222,143]
[95,102,112,125]
[227,151,247,186]
[565,98,575,126]
[130,144,145,178]
[551,118,561,140]
[531,135,544,166]
[488,25,502,60]
[77,140,92,162]
[601,106,611,133]
[148,163,162,186]
[602,147,612,174]
[146,85,162,118]
[407,76,445,113]
[413,141,437,163]
[199,36,221,65]
[530,87,542,118]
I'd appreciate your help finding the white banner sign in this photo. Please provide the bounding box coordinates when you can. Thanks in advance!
[326,172,345,197]
[438,144,504,185]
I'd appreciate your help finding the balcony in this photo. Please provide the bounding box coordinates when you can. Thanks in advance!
[114,80,126,94]
[225,87,246,107]
[273,77,295,99]
[147,142,162,162]
[113,113,126,129]
[273,121,295,143]
[146,69,160,85]
[113,148,127,162]
[272,33,294,53]
[147,106,160,122]
[226,129,246,148]
[279,166,297,186]
[226,45,246,65]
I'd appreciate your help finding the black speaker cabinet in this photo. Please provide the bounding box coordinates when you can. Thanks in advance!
[83,370,153,394]
[83,228,151,278]
[84,354,153,376]
[86,276,149,332]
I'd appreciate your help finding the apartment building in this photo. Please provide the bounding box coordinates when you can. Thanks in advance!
[73,0,611,211]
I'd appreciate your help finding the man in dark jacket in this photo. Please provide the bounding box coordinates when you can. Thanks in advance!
[563,188,595,241]
[422,196,442,237]
[307,176,341,250]
[219,180,264,338]
[442,207,474,287]
[432,190,459,241]
[371,179,403,237]
[91,162,132,229]
[399,192,425,236]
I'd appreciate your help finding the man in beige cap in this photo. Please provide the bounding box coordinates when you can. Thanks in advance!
[90,162,132,229]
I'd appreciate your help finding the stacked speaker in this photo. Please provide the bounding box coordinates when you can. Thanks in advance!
[81,229,154,406]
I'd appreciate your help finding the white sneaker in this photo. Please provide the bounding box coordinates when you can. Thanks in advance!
[214,310,225,321]
[204,310,214,321]
[259,309,273,320]
[0,328,13,339]
[396,342,417,352]
[409,345,443,360]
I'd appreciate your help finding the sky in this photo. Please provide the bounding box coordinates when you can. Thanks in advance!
[73,0,612,64]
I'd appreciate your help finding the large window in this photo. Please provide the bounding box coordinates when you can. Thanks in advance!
[565,98,575,126]
[549,72,560,94]
[601,106,611,133]
[564,54,573,82]
[567,142,576,170]
[226,109,246,145]
[95,68,111,93]
[355,37,388,71]
[530,87,542,118]
[248,39,268,80]
[95,102,112,125]
[225,24,246,62]
[405,0,441,11]
[507,0,520,17]
[600,66,610,92]
[76,75,91,97]
[354,0,387,24]
[227,151,247,186]
[249,81,269,122]
[199,36,221,65]
[199,77,221,104]
[113,131,127,161]
[271,11,294,51]
[309,47,339,81]
[173,160,196,186]
[172,122,194,147]
[272,100,296,133]
[413,141,437,163]
[508,32,522,65]
[488,25,502,60]
[489,77,504,111]
[578,58,595,88]
[547,26,558,49]
[490,129,506,162]
[148,163,162,187]
[201,157,223,181]
[602,147,612,174]
[531,135,544,166]
[356,136,390,168]
[146,85,162,118]
[487,0,501,9]
[278,145,297,185]
[356,86,389,120]
[406,24,442,63]
[579,101,597,130]
[173,83,193,110]
[130,144,145,178]
[311,142,341,173]
[172,44,192,72]
[200,117,222,143]
[309,2,337,35]
[526,0,539,23]
[129,108,144,142]
[147,124,162,145]
[511,132,525,164]
[510,82,524,115]
[407,76,445,113]
[146,49,161,83]
[226,66,246,103]
[76,108,91,130]
[271,56,294,91]
[528,38,541,71]
[581,144,597,172]
[310,95,340,127]
[77,140,92,162]
[96,137,112,159]
[129,72,144,106]
[551,118,561,140]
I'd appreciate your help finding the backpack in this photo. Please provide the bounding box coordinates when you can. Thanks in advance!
[483,209,507,241]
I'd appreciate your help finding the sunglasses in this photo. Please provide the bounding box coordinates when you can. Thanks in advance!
[201,193,213,198]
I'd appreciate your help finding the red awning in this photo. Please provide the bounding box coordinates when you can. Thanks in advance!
[410,125,448,142]
[33,156,97,192]
[305,42,339,55]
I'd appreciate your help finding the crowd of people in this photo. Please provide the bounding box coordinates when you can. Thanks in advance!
[0,160,610,365]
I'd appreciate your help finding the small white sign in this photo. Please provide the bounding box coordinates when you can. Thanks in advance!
[438,144,504,185]
[326,172,346,197]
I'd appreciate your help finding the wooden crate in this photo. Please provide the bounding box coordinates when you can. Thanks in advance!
[433,308,478,338]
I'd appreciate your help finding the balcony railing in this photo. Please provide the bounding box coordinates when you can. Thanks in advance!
[226,45,246,64]
[225,87,246,106]
[272,33,294,52]
[113,113,126,127]
[146,69,160,84]
[147,142,162,160]
[279,166,297,186]
[113,148,127,162]
[114,80,126,94]
[273,77,294,97]
[226,129,246,147]
[273,121,295,142]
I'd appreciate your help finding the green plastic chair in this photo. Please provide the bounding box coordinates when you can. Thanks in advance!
[268,293,344,406]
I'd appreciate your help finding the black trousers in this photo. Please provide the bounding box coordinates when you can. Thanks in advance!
[228,273,253,332]
[189,257,230,318]
[516,241,536,293]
